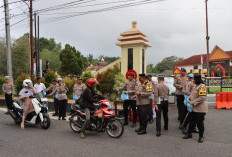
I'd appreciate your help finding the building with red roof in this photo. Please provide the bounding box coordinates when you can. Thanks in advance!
[174,45,232,77]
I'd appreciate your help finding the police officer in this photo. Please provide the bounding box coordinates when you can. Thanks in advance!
[73,76,86,102]
[154,75,169,137]
[45,79,59,116]
[147,75,156,123]
[117,72,137,128]
[133,74,152,135]
[183,74,208,143]
[2,76,14,115]
[182,73,197,134]
[173,68,188,129]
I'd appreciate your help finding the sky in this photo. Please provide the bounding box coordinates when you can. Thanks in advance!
[0,0,232,65]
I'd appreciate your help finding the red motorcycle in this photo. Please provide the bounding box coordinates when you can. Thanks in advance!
[69,99,124,138]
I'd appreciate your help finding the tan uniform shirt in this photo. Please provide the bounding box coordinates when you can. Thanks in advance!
[173,75,188,95]
[57,86,69,100]
[189,83,208,113]
[154,82,169,104]
[119,80,136,99]
[2,83,14,94]
[182,80,194,96]
[45,84,58,98]
[135,83,152,105]
[73,83,86,96]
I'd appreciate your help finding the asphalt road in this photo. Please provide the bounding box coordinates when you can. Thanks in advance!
[0,103,232,157]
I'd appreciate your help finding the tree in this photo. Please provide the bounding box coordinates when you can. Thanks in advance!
[39,37,61,52]
[98,55,120,64]
[82,71,94,84]
[0,37,7,75]
[59,44,85,76]
[12,36,30,80]
[40,49,61,71]
[148,56,184,74]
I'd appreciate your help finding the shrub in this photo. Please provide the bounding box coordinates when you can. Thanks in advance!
[44,70,57,87]
[0,76,5,95]
[82,71,94,84]
[15,73,30,94]
[62,77,76,99]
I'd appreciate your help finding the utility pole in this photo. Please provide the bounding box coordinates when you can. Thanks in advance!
[3,0,13,83]
[29,0,33,80]
[34,13,38,77]
[37,15,40,77]
[205,0,210,77]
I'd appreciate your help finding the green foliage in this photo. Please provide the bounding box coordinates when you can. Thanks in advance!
[0,76,5,95]
[96,65,120,95]
[12,36,30,80]
[0,38,7,75]
[82,71,94,84]
[44,70,57,87]
[15,73,30,94]
[113,73,127,93]
[98,55,120,64]
[41,49,61,71]
[86,54,120,66]
[147,56,184,73]
[59,44,85,76]
[39,37,61,52]
[62,77,76,98]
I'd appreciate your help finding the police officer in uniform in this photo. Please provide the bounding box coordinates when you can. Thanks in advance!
[133,74,152,135]
[173,68,188,129]
[182,74,197,134]
[73,76,86,102]
[183,74,208,143]
[45,79,59,116]
[2,76,14,115]
[117,72,137,128]
[154,75,169,136]
[147,75,156,123]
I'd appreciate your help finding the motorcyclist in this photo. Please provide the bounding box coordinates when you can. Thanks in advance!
[80,78,104,138]
[19,79,37,129]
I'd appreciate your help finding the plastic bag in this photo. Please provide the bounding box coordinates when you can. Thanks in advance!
[186,97,193,112]
[55,94,59,99]
[121,91,129,101]
[73,95,78,100]
[184,95,188,107]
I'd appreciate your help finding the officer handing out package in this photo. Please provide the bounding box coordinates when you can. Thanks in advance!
[132,74,152,135]
[154,75,169,137]
[73,76,86,103]
[183,74,208,143]
[117,72,137,128]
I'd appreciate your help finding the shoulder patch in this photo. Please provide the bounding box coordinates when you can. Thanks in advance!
[146,83,152,92]
[199,85,207,96]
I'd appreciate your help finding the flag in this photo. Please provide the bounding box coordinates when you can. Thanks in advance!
[201,53,203,65]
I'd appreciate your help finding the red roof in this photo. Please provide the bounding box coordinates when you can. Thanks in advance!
[174,54,207,67]
[209,51,232,62]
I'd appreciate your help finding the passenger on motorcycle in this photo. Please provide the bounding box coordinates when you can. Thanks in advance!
[19,79,37,129]
[80,78,104,138]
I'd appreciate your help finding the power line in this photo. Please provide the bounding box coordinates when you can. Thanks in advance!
[40,0,165,24]
[0,0,23,8]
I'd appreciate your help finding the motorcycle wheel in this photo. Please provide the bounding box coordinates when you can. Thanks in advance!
[40,116,50,129]
[70,116,82,133]
[106,119,124,138]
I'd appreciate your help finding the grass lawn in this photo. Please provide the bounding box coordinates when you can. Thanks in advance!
[208,87,232,94]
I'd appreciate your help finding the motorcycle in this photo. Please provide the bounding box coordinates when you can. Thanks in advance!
[69,99,124,138]
[8,92,51,129]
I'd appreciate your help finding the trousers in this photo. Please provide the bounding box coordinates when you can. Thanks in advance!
[59,99,67,118]
[156,100,169,131]
[54,98,59,114]
[123,100,137,123]
[188,112,206,137]
[176,95,184,120]
[81,108,91,133]
[137,104,150,131]
[5,94,13,110]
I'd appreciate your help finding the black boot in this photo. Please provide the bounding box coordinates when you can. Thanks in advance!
[183,134,192,139]
[137,130,147,135]
[156,131,161,137]
[198,137,204,143]
[123,121,128,126]
[182,126,187,134]
[164,126,168,131]
[135,128,141,133]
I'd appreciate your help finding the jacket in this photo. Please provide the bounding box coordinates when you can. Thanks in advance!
[135,83,152,105]
[189,83,208,113]
[173,75,188,95]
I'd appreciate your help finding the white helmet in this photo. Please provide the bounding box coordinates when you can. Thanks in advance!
[57,78,63,82]
[23,79,33,87]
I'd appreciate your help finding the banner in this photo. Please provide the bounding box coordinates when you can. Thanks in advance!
[152,77,175,94]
